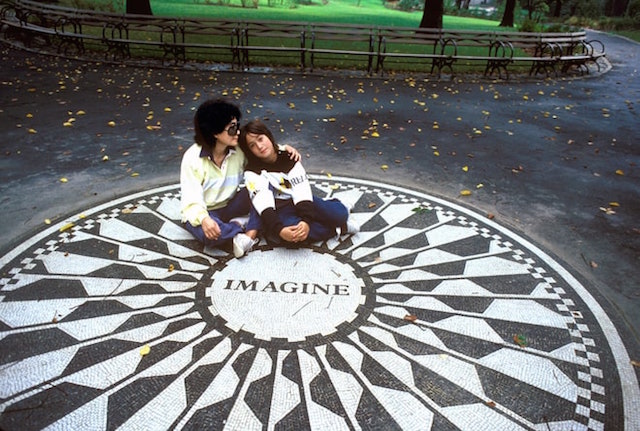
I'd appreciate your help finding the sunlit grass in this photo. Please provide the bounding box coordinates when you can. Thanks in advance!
[149,0,502,30]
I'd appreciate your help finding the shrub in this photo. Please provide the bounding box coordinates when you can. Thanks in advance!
[519,18,540,31]
[397,0,423,12]
[62,0,119,12]
[628,0,640,20]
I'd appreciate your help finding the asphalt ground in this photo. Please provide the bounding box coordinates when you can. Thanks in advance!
[1,29,639,421]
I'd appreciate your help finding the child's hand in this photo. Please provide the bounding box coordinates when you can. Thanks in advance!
[280,221,309,242]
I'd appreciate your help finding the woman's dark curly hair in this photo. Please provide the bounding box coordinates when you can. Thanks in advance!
[193,99,242,149]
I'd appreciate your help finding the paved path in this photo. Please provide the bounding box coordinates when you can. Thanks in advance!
[0,31,639,430]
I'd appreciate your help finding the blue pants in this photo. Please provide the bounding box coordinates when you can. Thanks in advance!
[269,197,348,244]
[183,188,260,248]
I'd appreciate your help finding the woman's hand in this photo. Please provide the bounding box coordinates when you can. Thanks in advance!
[284,144,301,162]
[201,216,221,240]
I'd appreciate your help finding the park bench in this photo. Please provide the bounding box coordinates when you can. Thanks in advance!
[0,0,607,79]
[237,20,307,71]
[376,27,458,76]
[375,28,604,78]
[178,19,241,68]
[0,1,122,58]
[306,23,376,74]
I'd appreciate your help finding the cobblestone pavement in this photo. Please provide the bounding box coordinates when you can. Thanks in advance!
[0,30,639,430]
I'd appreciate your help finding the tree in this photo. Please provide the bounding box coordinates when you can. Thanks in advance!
[419,0,443,28]
[499,0,516,26]
[606,0,630,15]
[552,0,562,17]
[127,0,153,15]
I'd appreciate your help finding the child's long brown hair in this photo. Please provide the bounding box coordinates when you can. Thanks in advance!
[239,120,278,167]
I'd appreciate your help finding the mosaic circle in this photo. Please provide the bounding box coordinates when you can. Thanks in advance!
[0,175,637,431]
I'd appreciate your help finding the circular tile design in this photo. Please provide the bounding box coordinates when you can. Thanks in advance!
[0,175,637,431]
[206,248,369,343]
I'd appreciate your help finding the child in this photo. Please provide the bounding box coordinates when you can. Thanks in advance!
[239,119,358,245]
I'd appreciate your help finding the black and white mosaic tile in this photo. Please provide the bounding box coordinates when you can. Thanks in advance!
[0,176,638,430]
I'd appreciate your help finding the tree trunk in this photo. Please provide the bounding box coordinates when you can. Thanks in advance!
[553,0,562,17]
[499,0,515,26]
[419,0,443,29]
[126,0,153,15]
[610,0,629,16]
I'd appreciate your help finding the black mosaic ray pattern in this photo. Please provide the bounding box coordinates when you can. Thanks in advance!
[0,176,636,431]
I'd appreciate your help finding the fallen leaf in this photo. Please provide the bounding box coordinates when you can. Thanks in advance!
[404,314,418,322]
[462,166,469,172]
[487,213,495,219]
[131,172,139,177]
[102,155,109,161]
[368,202,376,208]
[487,401,496,408]
[59,222,74,232]
[615,169,624,176]
[168,264,175,272]
[380,164,388,171]
[460,190,472,196]
[631,360,640,367]
[140,344,151,356]
[59,177,68,183]
[107,121,116,127]
[412,205,430,214]
[513,334,528,347]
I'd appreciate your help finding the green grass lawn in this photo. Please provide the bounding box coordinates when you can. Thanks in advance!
[613,29,640,42]
[149,0,502,30]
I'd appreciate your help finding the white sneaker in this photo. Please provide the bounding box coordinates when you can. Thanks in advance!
[346,219,360,234]
[338,218,359,236]
[339,198,354,212]
[233,233,257,258]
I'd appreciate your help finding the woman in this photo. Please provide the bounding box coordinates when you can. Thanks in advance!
[180,99,299,257]
[239,119,358,245]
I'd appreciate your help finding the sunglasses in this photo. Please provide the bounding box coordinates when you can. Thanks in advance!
[224,122,240,136]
